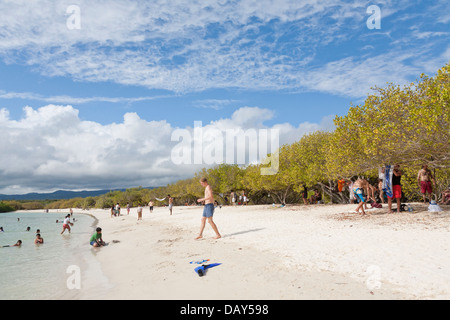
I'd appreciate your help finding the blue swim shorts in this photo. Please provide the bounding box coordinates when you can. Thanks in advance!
[203,203,215,218]
[353,188,366,203]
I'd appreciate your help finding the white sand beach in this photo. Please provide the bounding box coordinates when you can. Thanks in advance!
[78,203,450,300]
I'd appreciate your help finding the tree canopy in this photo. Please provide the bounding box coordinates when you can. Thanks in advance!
[331,63,449,176]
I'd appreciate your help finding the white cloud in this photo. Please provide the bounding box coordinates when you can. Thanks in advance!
[194,99,239,110]
[0,108,10,122]
[0,104,333,194]
[0,90,171,105]
[1,0,441,97]
[0,0,447,128]
[301,53,423,97]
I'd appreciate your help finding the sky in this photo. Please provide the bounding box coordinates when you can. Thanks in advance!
[0,0,449,194]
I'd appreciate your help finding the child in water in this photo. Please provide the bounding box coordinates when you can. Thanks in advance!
[2,240,22,248]
[35,234,44,244]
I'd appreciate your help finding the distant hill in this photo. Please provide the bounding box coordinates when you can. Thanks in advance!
[0,187,155,201]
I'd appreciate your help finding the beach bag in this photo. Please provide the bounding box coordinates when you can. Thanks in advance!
[428,201,442,212]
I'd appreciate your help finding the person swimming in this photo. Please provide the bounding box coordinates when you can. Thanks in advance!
[352,178,370,215]
[2,240,22,248]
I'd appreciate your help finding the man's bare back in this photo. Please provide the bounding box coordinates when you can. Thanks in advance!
[353,178,369,189]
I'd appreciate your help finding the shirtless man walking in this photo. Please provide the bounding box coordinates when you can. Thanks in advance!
[196,178,221,240]
[418,165,435,203]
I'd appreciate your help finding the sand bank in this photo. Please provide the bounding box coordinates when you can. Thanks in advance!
[80,203,450,300]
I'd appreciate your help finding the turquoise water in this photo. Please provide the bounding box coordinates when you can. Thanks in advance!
[0,211,111,300]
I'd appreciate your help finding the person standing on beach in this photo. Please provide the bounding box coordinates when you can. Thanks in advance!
[347,180,356,204]
[196,178,221,240]
[137,204,143,220]
[301,184,308,205]
[149,201,154,213]
[377,179,385,204]
[352,178,370,215]
[242,191,248,205]
[35,234,44,244]
[388,165,403,213]
[418,165,435,203]
[168,195,173,215]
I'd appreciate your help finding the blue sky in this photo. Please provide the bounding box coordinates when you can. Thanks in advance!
[0,0,449,194]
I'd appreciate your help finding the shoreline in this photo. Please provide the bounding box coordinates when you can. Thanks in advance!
[0,210,106,300]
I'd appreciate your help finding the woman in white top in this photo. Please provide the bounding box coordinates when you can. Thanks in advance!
[61,215,73,234]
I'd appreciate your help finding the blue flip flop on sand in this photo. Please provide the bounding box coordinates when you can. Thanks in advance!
[194,263,222,277]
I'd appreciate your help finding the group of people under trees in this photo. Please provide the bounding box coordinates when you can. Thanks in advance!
[105,164,447,222]
[291,164,447,216]
[229,191,249,206]
[301,186,322,205]
[346,164,445,215]
[187,164,446,214]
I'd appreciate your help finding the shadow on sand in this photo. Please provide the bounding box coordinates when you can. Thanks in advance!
[224,228,265,238]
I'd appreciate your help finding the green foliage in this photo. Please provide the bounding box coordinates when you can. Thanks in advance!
[331,63,449,176]
[0,201,15,213]
[328,62,449,199]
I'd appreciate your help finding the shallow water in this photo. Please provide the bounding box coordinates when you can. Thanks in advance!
[0,211,111,300]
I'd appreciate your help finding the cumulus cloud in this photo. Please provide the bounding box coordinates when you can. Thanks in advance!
[0,104,333,194]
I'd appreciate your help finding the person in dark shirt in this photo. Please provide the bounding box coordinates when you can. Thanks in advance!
[302,185,308,205]
[388,164,402,213]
